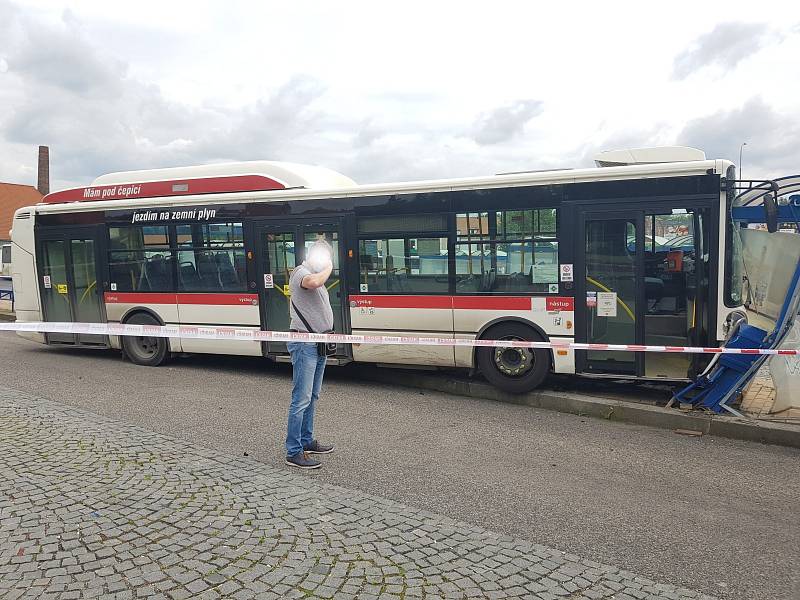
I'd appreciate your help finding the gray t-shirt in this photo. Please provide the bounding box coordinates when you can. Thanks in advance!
[289,263,334,333]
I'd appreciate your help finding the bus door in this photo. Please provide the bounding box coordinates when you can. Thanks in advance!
[255,220,349,360]
[575,207,708,379]
[36,226,107,346]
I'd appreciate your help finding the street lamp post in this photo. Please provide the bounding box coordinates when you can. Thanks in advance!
[739,142,747,180]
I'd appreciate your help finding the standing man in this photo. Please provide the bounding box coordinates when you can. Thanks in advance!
[285,238,336,469]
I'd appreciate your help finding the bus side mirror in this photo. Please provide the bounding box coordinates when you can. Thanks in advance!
[764,193,778,233]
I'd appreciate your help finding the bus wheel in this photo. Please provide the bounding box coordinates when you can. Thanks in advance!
[476,323,550,394]
[121,313,169,367]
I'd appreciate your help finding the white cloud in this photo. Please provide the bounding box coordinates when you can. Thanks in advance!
[471,100,544,146]
[672,22,775,80]
[676,97,800,178]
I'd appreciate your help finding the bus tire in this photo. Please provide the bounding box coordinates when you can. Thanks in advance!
[121,312,169,367]
[476,322,550,394]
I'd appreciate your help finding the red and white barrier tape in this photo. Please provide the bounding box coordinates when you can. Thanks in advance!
[1,320,797,356]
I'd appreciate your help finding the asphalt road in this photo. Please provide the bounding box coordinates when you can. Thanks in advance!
[1,330,798,600]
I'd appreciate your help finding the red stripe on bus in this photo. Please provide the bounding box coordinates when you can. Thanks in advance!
[104,292,259,306]
[350,295,540,310]
[106,292,563,311]
[350,295,453,309]
[42,175,286,204]
[177,294,259,306]
[105,292,176,304]
[452,296,532,310]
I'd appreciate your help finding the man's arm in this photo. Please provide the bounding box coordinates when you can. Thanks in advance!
[301,262,333,289]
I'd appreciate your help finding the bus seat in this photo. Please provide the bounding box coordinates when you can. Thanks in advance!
[645,277,664,297]
[480,269,497,292]
[197,253,221,289]
[136,259,151,291]
[179,262,202,291]
[110,259,140,292]
[387,270,404,292]
[233,251,246,279]
[145,255,171,290]
[385,255,400,291]
[510,270,529,290]
[215,252,239,288]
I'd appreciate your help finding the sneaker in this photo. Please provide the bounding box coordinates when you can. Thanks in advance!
[303,439,335,455]
[285,451,321,469]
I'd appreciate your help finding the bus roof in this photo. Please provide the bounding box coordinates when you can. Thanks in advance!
[33,156,731,214]
[92,160,357,190]
[40,161,357,205]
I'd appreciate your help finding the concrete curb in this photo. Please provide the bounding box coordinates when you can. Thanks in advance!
[353,366,800,450]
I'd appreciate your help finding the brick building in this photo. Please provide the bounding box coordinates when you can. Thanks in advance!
[0,146,48,242]
[0,183,42,243]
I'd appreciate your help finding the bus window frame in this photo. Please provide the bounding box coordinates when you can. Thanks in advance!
[453,207,560,295]
[355,218,450,296]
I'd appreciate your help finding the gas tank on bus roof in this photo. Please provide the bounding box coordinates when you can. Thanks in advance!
[91,160,357,190]
[39,161,358,205]
[594,146,706,167]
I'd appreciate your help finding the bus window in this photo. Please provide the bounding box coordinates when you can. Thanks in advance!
[0,244,10,277]
[642,210,703,378]
[359,237,448,293]
[108,226,173,292]
[726,220,745,307]
[455,208,558,293]
[175,223,245,292]
[358,214,447,235]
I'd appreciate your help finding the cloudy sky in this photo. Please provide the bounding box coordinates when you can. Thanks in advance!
[1,0,799,191]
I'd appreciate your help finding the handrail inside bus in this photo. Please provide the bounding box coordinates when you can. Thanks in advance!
[79,280,97,305]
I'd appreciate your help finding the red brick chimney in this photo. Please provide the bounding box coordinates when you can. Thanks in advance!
[37,145,50,195]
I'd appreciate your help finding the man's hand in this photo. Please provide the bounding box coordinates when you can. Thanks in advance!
[301,261,333,289]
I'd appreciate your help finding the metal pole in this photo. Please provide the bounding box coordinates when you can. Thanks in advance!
[739,142,747,180]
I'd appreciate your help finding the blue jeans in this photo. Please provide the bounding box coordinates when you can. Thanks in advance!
[285,341,327,457]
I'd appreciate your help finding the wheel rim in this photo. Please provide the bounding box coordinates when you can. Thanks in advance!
[131,335,159,359]
[493,336,535,377]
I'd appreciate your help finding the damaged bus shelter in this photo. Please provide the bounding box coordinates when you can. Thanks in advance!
[672,175,800,417]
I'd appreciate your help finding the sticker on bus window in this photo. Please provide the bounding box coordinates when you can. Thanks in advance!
[43,275,51,289]
[56,284,68,294]
[283,284,290,296]
[532,264,558,284]
[559,264,574,282]
[360,283,369,292]
[548,283,559,294]
[110,283,117,291]
[264,274,274,289]
[597,292,617,317]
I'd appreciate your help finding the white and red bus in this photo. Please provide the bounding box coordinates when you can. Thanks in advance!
[9,147,753,392]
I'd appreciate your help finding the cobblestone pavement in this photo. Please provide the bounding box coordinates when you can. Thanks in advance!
[0,389,717,600]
